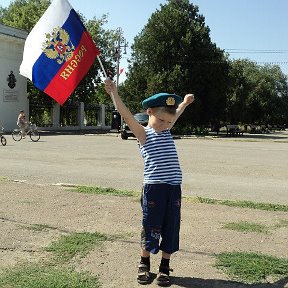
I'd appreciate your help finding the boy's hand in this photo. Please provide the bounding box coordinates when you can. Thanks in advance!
[104,78,117,95]
[184,94,195,105]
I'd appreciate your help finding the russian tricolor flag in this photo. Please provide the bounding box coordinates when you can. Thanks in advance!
[20,0,100,105]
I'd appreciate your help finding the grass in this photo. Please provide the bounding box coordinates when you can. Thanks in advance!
[1,183,287,286]
[216,251,288,284]
[72,186,138,197]
[45,232,109,261]
[222,221,270,234]
[0,176,7,183]
[0,232,110,287]
[196,197,288,212]
[273,219,288,229]
[0,263,101,288]
[72,186,288,212]
[222,220,288,234]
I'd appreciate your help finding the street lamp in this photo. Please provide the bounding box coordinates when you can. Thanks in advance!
[111,28,128,131]
[115,27,128,87]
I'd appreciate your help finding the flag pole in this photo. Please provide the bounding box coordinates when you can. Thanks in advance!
[97,55,117,110]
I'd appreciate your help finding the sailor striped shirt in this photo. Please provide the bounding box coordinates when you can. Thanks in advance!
[139,126,182,185]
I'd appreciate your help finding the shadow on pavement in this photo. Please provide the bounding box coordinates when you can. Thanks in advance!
[213,133,288,141]
[171,276,288,288]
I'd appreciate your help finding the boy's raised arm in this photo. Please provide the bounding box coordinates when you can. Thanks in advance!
[104,79,146,145]
[168,94,195,129]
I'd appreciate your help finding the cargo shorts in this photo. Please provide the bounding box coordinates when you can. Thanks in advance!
[140,183,181,254]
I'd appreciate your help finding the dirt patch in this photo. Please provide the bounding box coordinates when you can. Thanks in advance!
[0,180,287,287]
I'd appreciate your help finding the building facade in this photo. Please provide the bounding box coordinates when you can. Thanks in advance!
[0,24,28,132]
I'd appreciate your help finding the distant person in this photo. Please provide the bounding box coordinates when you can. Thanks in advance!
[105,78,194,286]
[17,110,28,138]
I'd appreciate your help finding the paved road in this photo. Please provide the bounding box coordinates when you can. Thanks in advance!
[1,131,287,204]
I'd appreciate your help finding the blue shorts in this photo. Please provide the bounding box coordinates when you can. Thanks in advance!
[141,183,182,254]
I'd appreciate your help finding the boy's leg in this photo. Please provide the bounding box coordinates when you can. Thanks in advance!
[141,184,166,254]
[138,184,166,285]
[157,185,181,286]
[161,251,171,259]
[159,185,181,254]
[137,248,151,284]
[156,252,173,286]
[141,248,151,258]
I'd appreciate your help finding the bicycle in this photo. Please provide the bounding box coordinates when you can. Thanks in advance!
[12,122,40,142]
[1,127,7,146]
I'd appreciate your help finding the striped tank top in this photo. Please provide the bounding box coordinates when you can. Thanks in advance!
[139,126,182,185]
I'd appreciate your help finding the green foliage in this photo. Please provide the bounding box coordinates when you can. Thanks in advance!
[0,0,51,31]
[197,197,288,212]
[223,219,288,234]
[1,0,287,128]
[0,263,101,288]
[0,176,8,183]
[72,15,119,104]
[172,124,209,135]
[73,185,138,197]
[122,0,288,128]
[45,232,108,261]
[0,229,115,287]
[273,219,288,229]
[216,252,288,284]
[222,221,269,234]
[172,123,194,135]
[228,59,288,125]
[123,0,230,125]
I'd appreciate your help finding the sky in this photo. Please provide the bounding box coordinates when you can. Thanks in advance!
[2,0,288,82]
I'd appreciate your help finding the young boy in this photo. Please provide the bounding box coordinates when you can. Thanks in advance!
[104,79,194,286]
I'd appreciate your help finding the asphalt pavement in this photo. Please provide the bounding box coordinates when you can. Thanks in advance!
[0,131,287,204]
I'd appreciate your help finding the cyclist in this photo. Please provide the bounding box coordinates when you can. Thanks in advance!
[17,110,28,138]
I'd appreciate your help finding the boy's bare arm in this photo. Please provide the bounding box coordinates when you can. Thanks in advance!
[168,94,195,129]
[104,79,146,144]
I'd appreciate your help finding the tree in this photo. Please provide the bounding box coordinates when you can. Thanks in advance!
[226,60,256,124]
[122,0,230,129]
[254,65,288,125]
[0,0,50,31]
[228,59,288,125]
[71,14,119,105]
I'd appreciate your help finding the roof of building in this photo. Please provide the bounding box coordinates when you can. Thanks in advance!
[0,23,28,40]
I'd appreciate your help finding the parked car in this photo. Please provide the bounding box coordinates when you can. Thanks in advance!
[120,112,149,140]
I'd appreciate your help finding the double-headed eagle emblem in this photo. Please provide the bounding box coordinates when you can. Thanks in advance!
[166,97,176,106]
[42,27,75,64]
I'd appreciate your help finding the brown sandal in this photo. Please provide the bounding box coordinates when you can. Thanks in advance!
[137,263,151,285]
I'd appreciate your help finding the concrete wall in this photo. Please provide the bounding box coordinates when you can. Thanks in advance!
[0,24,28,132]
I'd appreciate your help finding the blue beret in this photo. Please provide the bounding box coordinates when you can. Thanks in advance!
[142,93,182,109]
